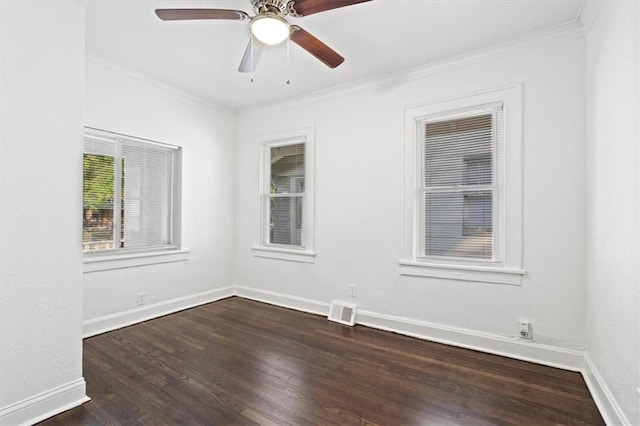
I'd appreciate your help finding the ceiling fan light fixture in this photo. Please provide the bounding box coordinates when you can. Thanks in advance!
[250,14,290,45]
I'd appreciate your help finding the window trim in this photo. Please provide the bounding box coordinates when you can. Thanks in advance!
[401,84,524,285]
[255,127,315,263]
[250,245,316,263]
[83,127,183,263]
[84,248,190,273]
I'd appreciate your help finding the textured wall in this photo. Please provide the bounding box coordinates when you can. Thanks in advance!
[0,0,85,410]
[584,1,640,424]
[235,33,587,350]
[83,59,237,322]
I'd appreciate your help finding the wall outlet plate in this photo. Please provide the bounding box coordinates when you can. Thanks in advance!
[349,283,357,297]
[136,292,146,306]
[518,320,532,339]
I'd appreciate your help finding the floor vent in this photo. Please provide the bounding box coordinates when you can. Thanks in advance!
[328,300,357,326]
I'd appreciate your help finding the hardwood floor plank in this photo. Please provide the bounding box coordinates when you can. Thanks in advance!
[39,297,604,426]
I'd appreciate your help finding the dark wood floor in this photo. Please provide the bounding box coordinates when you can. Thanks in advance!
[40,297,603,425]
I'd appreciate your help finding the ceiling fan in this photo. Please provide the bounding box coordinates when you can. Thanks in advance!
[155,0,372,73]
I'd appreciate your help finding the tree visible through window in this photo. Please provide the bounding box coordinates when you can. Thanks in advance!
[83,129,180,253]
[83,154,125,250]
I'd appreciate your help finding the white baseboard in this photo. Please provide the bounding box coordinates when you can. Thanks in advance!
[234,286,330,316]
[231,286,583,371]
[357,310,584,371]
[582,354,631,426]
[83,286,234,338]
[81,284,582,373]
[0,378,89,426]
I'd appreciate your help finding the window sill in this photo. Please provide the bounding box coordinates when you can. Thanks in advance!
[84,249,190,273]
[399,260,524,286]
[251,245,316,264]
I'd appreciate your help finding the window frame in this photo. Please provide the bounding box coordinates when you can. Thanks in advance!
[416,103,502,264]
[401,85,524,285]
[252,127,316,263]
[83,127,185,270]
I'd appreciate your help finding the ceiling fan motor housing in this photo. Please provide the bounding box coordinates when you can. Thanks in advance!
[252,0,289,16]
[156,0,372,70]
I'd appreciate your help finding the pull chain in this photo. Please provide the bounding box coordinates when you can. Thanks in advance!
[286,36,291,85]
[250,36,255,83]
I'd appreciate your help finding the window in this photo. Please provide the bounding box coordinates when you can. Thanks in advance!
[268,143,305,246]
[83,128,181,255]
[401,85,524,285]
[420,110,499,261]
[253,128,315,263]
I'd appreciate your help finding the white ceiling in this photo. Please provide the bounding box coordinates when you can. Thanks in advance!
[86,0,584,110]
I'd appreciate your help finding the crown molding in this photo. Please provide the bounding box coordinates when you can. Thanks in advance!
[239,21,585,116]
[577,0,604,36]
[88,18,586,116]
[86,53,232,113]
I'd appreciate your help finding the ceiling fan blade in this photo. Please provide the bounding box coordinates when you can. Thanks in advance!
[289,0,371,17]
[155,9,249,21]
[290,26,344,69]
[238,38,265,73]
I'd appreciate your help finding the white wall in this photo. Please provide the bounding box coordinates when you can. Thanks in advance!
[584,1,640,424]
[235,31,587,353]
[0,1,88,423]
[83,59,236,329]
[2,3,634,423]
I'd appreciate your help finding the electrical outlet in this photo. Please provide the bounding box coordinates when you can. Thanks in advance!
[518,320,532,340]
[349,283,357,297]
[136,292,146,306]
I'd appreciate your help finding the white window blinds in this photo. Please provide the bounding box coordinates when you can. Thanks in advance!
[83,128,180,253]
[419,106,501,261]
[121,139,177,249]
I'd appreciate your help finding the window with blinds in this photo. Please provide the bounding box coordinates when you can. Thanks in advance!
[83,128,180,254]
[263,142,305,247]
[419,105,501,261]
